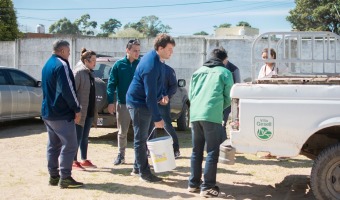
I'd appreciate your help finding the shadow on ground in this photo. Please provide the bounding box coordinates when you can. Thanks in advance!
[0,118,45,139]
[83,174,313,200]
[220,174,314,200]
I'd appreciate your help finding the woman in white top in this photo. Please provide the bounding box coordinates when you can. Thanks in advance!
[258,48,277,79]
[258,48,288,160]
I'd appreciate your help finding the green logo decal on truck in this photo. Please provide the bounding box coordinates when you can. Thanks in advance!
[255,117,274,140]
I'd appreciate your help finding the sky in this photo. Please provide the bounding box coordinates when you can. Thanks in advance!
[12,0,296,36]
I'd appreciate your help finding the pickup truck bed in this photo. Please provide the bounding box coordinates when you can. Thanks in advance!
[220,31,340,200]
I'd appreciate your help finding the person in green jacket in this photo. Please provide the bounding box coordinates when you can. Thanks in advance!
[187,47,233,198]
[107,39,141,165]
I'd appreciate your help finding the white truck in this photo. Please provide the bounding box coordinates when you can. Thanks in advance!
[220,31,340,200]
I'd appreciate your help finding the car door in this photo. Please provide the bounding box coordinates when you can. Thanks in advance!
[7,69,41,118]
[0,69,13,121]
[170,79,187,119]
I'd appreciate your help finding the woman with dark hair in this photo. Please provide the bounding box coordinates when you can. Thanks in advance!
[258,48,277,79]
[72,48,97,170]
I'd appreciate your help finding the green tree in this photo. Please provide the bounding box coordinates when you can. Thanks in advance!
[124,15,171,37]
[193,31,209,35]
[0,0,20,41]
[98,18,122,37]
[124,22,144,33]
[214,23,232,29]
[114,28,144,38]
[74,14,97,36]
[49,17,79,35]
[236,21,251,27]
[287,0,340,35]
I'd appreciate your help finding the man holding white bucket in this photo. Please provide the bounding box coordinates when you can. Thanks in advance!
[126,34,176,183]
[187,47,233,197]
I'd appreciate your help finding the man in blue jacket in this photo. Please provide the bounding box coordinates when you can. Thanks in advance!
[149,64,180,158]
[126,33,176,183]
[41,40,83,189]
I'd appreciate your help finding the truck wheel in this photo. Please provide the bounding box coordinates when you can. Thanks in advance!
[95,77,107,112]
[311,143,340,200]
[177,104,189,131]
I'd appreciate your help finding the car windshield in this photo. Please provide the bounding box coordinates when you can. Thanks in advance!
[93,61,113,80]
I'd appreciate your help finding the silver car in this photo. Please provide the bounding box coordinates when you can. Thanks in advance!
[0,67,42,122]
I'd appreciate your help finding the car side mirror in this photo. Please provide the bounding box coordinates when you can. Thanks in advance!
[178,79,186,87]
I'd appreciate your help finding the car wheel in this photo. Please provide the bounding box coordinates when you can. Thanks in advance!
[311,143,340,200]
[177,103,189,131]
[94,77,107,112]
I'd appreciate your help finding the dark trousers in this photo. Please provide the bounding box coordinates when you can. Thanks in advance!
[188,121,224,191]
[127,105,152,176]
[44,119,77,179]
[74,116,94,161]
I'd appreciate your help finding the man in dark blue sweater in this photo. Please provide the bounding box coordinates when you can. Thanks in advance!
[41,40,83,188]
[149,64,180,158]
[126,34,176,183]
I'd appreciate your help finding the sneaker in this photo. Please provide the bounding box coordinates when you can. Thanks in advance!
[140,173,162,183]
[49,175,60,186]
[72,161,86,171]
[58,176,83,189]
[200,186,221,198]
[130,168,139,176]
[80,160,97,168]
[174,150,181,159]
[113,154,125,165]
[188,186,200,193]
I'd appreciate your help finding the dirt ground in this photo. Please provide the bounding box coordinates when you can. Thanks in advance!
[0,118,315,200]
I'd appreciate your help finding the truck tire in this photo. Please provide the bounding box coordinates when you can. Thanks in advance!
[177,103,189,131]
[95,77,107,112]
[311,143,340,200]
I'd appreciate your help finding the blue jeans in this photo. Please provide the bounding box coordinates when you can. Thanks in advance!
[127,105,152,176]
[44,119,78,179]
[188,121,224,191]
[149,103,180,152]
[74,117,93,161]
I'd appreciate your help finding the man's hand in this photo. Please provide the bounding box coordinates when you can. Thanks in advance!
[154,120,164,128]
[107,103,116,114]
[75,112,81,124]
[159,96,169,105]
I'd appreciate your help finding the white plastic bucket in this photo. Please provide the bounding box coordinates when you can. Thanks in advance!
[147,128,176,173]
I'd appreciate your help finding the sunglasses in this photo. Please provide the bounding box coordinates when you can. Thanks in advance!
[128,39,140,45]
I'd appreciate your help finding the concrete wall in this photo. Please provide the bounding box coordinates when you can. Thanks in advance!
[0,41,16,69]
[1,35,338,90]
[0,37,255,89]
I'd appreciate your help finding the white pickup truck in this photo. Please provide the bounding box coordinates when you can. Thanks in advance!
[220,31,340,200]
